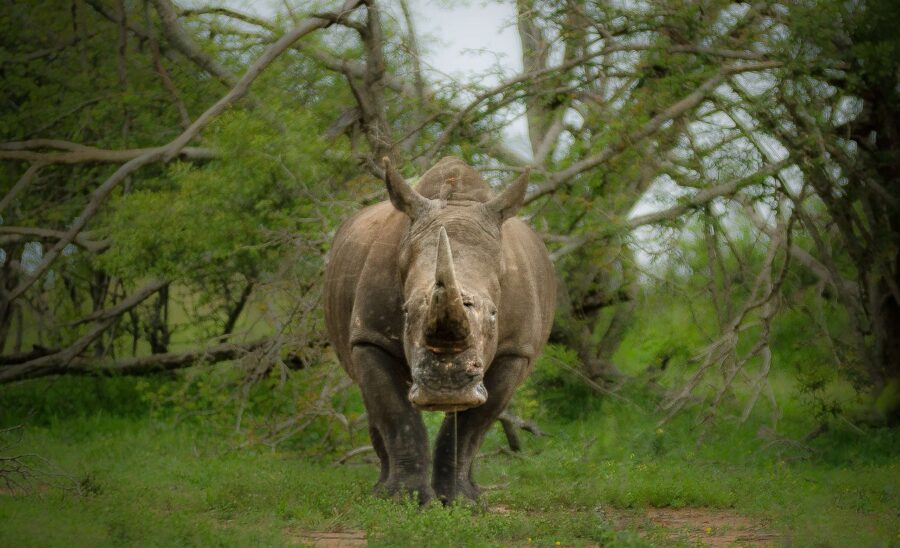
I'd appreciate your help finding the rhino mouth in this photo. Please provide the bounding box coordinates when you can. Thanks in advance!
[408,381,487,412]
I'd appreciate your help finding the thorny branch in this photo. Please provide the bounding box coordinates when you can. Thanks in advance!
[0,140,214,165]
[659,198,797,429]
[0,425,82,495]
[0,0,364,320]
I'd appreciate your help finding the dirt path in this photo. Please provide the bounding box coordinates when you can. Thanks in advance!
[287,529,367,547]
[606,507,779,547]
[289,507,778,547]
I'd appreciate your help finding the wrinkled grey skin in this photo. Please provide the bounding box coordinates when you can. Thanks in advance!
[324,156,555,504]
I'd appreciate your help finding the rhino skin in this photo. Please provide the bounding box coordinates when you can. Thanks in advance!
[324,156,555,504]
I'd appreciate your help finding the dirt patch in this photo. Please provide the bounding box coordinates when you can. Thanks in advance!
[490,504,513,515]
[0,483,51,497]
[647,508,778,547]
[605,507,778,547]
[283,507,774,546]
[286,529,367,547]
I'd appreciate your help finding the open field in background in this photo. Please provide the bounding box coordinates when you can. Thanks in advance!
[1,372,897,547]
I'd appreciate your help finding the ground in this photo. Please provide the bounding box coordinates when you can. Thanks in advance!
[294,506,778,547]
[1,376,898,546]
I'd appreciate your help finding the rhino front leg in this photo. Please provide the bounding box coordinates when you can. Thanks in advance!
[432,355,529,504]
[351,344,434,505]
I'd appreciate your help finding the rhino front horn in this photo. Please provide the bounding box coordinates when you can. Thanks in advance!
[424,227,471,352]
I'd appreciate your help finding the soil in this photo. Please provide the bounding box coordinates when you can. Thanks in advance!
[287,529,367,547]
[604,506,779,547]
[288,506,780,547]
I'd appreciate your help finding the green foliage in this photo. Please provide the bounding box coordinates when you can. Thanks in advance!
[136,359,365,454]
[2,375,898,546]
[788,0,900,104]
[523,344,603,420]
[98,110,349,283]
[614,296,706,376]
[0,376,154,427]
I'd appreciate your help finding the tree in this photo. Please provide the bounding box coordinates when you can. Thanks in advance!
[2,0,897,434]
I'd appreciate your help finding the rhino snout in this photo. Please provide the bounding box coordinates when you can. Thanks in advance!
[408,381,487,412]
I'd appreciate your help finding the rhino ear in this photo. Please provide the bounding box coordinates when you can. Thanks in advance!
[383,157,431,220]
[484,168,530,223]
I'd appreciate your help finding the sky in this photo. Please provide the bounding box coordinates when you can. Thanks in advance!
[396,1,522,82]
[216,0,521,82]
[213,0,533,155]
[395,1,530,154]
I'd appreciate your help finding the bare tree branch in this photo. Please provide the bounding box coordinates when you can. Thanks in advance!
[148,0,240,88]
[627,159,791,228]
[146,0,192,130]
[398,0,425,106]
[91,337,272,376]
[0,141,214,165]
[0,279,169,383]
[498,411,547,437]
[0,227,109,253]
[548,159,792,261]
[85,0,154,44]
[0,163,43,216]
[1,0,364,310]
[178,5,273,30]
[739,195,858,299]
[0,337,272,383]
[528,62,781,203]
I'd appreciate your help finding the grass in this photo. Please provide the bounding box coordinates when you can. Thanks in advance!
[1,374,898,547]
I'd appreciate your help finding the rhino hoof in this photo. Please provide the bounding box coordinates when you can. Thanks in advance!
[374,480,435,506]
[434,479,480,505]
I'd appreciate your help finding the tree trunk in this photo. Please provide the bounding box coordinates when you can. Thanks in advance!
[222,280,253,337]
[871,263,900,425]
[147,284,170,354]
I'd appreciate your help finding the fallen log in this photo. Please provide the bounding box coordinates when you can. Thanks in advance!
[0,338,272,384]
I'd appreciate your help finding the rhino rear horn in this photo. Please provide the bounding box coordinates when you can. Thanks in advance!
[383,157,431,220]
[425,227,471,352]
[484,168,530,223]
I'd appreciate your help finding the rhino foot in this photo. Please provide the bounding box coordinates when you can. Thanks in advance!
[375,478,435,506]
[433,478,480,505]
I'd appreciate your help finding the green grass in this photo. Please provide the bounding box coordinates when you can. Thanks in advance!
[1,375,898,547]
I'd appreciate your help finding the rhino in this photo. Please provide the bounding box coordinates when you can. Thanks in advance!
[324,156,555,504]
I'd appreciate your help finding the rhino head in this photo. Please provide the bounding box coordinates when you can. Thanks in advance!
[382,158,528,412]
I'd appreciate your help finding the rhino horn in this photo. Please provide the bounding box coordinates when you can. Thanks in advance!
[383,157,431,220]
[484,168,530,222]
[425,227,471,352]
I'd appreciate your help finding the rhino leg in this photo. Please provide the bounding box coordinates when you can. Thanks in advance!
[369,425,389,487]
[432,355,528,504]
[351,344,434,505]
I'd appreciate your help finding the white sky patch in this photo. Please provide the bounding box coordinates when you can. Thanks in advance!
[398,1,522,83]
[224,0,532,155]
[394,0,530,157]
